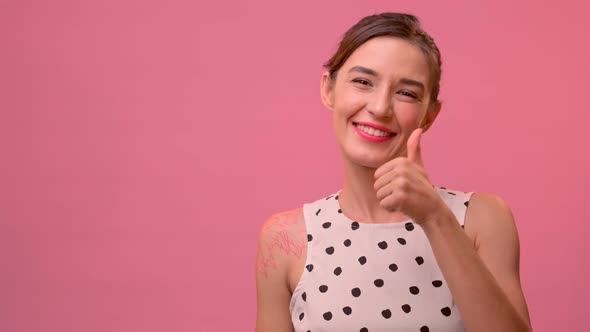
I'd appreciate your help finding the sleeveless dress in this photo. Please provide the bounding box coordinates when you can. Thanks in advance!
[289,186,474,332]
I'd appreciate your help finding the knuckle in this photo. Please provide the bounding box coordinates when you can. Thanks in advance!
[397,190,407,202]
[396,177,410,190]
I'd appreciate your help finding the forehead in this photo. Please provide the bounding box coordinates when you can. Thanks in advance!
[341,36,431,82]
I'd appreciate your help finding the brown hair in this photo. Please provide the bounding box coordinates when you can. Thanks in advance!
[324,12,442,104]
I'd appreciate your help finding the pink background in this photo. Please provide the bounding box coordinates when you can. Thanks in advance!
[1,0,589,331]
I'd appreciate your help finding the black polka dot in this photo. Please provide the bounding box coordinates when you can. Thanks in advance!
[306,264,314,272]
[409,286,420,295]
[360,328,368,332]
[441,186,447,189]
[307,234,313,242]
[432,280,443,287]
[374,279,384,287]
[301,292,306,301]
[325,246,335,255]
[358,256,367,265]
[397,238,407,245]
[323,311,333,320]
[338,208,342,213]
[381,309,392,319]
[464,201,469,207]
[448,192,456,196]
[420,326,430,332]
[405,222,415,231]
[389,263,398,272]
[316,208,321,216]
[342,306,352,315]
[415,256,424,265]
[441,307,452,316]
[334,267,342,276]
[299,312,304,320]
[401,304,411,313]
[351,287,361,297]
[378,241,388,249]
[344,239,352,247]
[461,224,465,229]
[335,195,339,200]
[322,222,332,229]
[351,221,360,230]
[319,285,328,293]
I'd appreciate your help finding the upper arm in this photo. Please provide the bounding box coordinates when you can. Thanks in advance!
[255,209,304,332]
[467,193,532,330]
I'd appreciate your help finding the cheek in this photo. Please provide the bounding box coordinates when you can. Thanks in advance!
[334,91,365,118]
[395,104,425,127]
[332,94,360,137]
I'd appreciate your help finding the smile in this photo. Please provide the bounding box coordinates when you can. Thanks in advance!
[354,123,393,137]
[353,122,396,143]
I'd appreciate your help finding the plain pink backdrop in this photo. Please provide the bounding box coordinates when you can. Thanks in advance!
[1,0,589,331]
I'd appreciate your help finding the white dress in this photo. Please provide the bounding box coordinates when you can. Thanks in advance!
[289,186,474,332]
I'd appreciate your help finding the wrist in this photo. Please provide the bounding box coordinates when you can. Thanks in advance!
[420,207,457,234]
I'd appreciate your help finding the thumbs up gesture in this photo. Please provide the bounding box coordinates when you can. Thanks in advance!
[374,128,448,226]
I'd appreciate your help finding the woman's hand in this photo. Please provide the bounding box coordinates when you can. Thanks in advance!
[374,128,450,225]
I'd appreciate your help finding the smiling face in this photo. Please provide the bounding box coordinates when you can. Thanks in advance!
[320,36,441,169]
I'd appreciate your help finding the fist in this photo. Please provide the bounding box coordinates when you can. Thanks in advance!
[374,128,448,225]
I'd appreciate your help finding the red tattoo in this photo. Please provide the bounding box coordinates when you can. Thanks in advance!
[257,208,306,279]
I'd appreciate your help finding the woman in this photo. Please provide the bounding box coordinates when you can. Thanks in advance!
[256,12,532,332]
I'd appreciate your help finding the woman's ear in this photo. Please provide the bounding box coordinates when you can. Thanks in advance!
[320,71,335,111]
[421,101,442,133]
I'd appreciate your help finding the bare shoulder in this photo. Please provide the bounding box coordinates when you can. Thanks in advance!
[255,208,306,332]
[465,192,519,250]
[464,193,532,327]
[256,208,306,281]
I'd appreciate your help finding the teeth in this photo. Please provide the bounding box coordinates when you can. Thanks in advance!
[356,124,391,137]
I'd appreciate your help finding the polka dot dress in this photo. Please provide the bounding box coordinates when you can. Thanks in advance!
[289,186,474,332]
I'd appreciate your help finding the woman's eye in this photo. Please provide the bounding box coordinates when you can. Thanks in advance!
[398,90,418,99]
[352,78,372,86]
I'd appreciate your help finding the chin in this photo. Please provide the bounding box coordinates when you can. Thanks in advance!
[344,148,389,169]
[335,129,395,169]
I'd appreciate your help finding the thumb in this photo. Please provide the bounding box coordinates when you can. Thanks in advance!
[407,128,424,165]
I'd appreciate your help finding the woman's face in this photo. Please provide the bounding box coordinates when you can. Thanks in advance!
[320,36,440,169]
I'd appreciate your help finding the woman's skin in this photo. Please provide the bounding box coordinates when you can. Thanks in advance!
[256,36,532,332]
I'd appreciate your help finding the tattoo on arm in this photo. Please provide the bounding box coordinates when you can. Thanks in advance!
[257,208,305,279]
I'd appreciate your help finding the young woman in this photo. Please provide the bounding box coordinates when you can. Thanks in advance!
[256,12,532,332]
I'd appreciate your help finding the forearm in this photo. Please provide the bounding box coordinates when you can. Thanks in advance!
[421,212,530,332]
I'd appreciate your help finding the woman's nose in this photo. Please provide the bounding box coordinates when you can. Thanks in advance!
[367,90,393,118]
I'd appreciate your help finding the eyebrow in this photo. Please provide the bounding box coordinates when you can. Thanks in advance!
[398,78,425,91]
[348,65,379,77]
[348,65,425,91]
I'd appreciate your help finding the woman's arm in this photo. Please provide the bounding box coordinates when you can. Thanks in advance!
[421,193,532,332]
[255,210,301,332]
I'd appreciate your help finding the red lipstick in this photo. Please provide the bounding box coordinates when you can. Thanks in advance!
[353,122,396,143]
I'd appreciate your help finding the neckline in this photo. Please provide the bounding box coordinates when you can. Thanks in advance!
[332,190,414,228]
